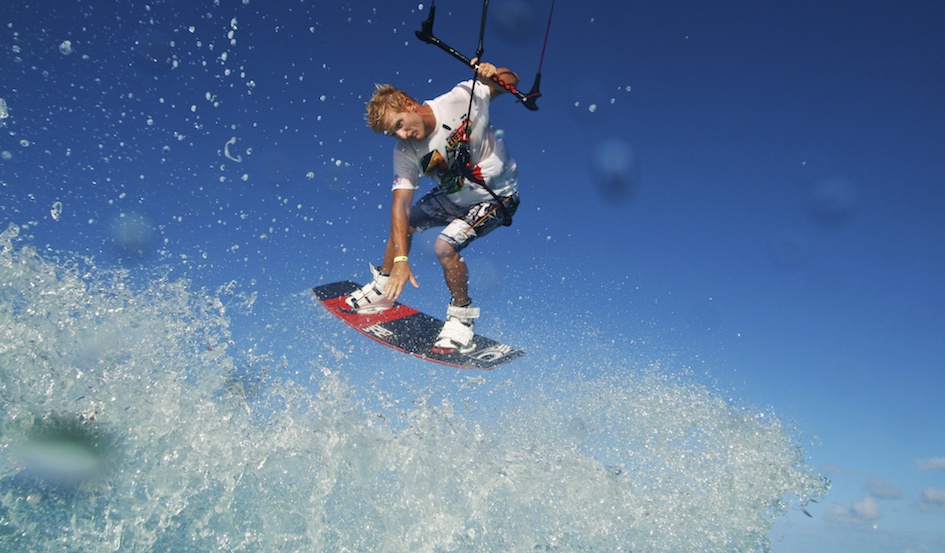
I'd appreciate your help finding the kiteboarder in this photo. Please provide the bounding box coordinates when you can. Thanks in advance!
[345,59,520,354]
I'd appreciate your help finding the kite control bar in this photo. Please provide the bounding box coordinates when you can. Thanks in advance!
[415,4,541,111]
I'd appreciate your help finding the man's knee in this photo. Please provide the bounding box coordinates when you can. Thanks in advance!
[434,237,460,261]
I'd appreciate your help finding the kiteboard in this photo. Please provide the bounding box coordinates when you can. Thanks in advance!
[313,280,524,370]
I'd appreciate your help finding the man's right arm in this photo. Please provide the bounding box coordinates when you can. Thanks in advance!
[383,188,419,301]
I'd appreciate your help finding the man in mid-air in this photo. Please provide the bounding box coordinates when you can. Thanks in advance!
[345,59,520,354]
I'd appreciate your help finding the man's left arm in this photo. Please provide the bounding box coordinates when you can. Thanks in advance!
[472,59,519,99]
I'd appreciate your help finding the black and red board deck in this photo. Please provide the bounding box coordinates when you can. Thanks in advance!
[313,281,524,370]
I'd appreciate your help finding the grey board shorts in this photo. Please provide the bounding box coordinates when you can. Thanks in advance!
[409,188,520,252]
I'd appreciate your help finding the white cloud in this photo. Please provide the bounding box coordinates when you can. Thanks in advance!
[916,457,945,471]
[917,487,945,512]
[866,475,902,500]
[825,496,881,526]
[852,496,881,521]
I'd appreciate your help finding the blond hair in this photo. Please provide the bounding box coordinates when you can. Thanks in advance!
[365,84,417,133]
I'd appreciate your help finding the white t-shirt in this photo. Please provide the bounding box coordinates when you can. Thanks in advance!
[391,80,518,207]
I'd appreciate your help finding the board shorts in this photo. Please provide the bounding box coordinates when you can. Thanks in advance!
[409,188,520,252]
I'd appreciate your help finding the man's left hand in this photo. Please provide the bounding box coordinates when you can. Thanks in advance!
[385,260,419,302]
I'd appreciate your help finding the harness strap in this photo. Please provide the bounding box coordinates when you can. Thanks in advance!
[452,0,514,226]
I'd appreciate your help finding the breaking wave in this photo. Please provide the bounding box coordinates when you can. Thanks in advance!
[0,223,826,552]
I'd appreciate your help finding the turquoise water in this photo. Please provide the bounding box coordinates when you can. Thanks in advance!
[1,224,827,552]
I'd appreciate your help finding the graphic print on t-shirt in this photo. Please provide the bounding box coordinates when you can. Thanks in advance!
[419,119,471,194]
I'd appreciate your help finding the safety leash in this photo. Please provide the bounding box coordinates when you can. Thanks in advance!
[531,0,557,98]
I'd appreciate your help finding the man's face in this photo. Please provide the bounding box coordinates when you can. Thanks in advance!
[382,105,426,141]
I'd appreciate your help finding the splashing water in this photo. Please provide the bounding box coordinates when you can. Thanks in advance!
[0,223,826,552]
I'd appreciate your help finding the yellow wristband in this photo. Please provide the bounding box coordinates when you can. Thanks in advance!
[393,256,409,263]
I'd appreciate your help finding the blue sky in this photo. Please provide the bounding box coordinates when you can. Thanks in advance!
[2,0,944,550]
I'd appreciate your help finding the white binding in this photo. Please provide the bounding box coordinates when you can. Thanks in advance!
[345,264,392,313]
[433,302,480,353]
[434,318,476,352]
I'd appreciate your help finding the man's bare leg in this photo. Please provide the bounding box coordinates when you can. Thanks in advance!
[434,238,469,305]
[431,237,478,353]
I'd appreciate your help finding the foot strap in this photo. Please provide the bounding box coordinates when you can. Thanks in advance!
[446,303,480,321]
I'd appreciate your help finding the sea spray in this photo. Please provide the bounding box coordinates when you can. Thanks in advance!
[0,223,827,552]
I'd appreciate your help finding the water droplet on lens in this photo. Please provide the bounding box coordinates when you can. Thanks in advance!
[591,139,640,204]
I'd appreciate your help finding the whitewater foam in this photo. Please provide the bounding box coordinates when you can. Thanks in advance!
[0,223,827,552]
